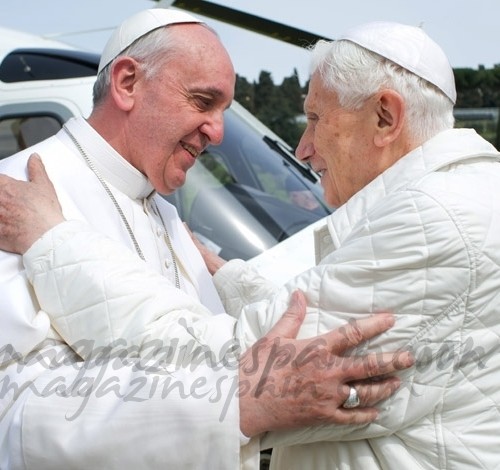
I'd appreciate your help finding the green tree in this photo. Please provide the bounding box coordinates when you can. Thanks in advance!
[455,68,483,107]
[253,70,281,124]
[279,69,304,115]
[234,74,255,113]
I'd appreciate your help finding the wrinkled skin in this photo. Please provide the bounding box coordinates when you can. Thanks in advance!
[89,24,236,196]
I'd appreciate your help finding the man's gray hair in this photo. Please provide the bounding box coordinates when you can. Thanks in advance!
[92,23,217,107]
[309,39,455,143]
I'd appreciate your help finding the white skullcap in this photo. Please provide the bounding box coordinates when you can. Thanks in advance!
[98,8,203,73]
[338,21,456,104]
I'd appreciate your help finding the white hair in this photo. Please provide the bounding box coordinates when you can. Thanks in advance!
[309,39,455,143]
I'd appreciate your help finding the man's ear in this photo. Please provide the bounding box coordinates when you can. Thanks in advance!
[373,90,405,147]
[109,57,141,111]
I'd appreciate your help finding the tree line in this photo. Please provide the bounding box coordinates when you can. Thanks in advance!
[235,66,500,149]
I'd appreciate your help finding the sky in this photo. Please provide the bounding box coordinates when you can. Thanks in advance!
[0,0,499,85]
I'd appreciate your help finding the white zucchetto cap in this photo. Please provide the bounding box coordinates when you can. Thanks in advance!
[98,9,203,73]
[338,21,456,104]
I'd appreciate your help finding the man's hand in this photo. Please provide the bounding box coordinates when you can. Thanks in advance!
[239,290,413,437]
[0,153,65,254]
[184,222,227,275]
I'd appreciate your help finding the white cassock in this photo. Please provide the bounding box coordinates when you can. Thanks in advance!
[0,117,258,469]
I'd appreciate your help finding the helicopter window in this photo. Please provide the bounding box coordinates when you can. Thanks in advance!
[0,115,62,159]
[0,49,99,83]
[164,106,331,260]
[223,121,327,212]
[198,152,235,186]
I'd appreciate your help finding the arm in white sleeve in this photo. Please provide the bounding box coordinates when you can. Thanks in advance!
[23,220,238,362]
[241,190,473,448]
[213,259,280,319]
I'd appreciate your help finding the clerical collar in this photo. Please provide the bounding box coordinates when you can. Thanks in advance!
[63,117,154,200]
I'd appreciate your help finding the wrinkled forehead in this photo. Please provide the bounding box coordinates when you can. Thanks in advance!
[303,72,336,111]
[172,23,233,67]
[164,27,235,103]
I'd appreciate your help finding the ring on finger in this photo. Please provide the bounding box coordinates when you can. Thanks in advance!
[342,385,361,409]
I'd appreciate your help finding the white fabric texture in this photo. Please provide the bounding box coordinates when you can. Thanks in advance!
[11,126,500,468]
[98,9,203,73]
[214,128,500,469]
[0,117,248,469]
[338,21,456,103]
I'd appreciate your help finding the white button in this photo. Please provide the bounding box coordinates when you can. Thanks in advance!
[164,259,171,268]
[156,226,163,237]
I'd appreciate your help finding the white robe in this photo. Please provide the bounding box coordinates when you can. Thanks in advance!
[0,117,252,469]
[23,128,500,469]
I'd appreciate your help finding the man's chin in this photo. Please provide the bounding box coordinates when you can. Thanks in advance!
[159,177,187,196]
[324,192,341,208]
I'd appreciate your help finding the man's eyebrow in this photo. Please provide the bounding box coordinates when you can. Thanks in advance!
[190,87,233,109]
[191,87,225,97]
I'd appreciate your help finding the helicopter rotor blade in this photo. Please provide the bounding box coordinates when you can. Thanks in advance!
[155,0,332,48]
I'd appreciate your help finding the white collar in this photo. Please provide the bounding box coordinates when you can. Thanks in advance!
[326,128,500,249]
[63,117,154,200]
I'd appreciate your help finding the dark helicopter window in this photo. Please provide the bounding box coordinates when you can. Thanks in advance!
[164,106,332,261]
[0,49,99,83]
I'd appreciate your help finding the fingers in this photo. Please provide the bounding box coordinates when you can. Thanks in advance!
[329,377,402,425]
[266,290,307,340]
[350,376,401,407]
[183,222,227,274]
[329,407,380,425]
[27,153,49,183]
[28,153,63,212]
[184,223,204,252]
[337,350,414,382]
[322,313,395,354]
[0,153,64,254]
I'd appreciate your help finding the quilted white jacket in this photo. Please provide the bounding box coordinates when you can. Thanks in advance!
[212,128,500,469]
[22,129,500,469]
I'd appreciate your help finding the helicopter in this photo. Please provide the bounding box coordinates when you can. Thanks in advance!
[0,1,334,283]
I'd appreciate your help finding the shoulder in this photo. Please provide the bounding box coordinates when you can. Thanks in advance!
[0,133,76,179]
[407,159,500,243]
